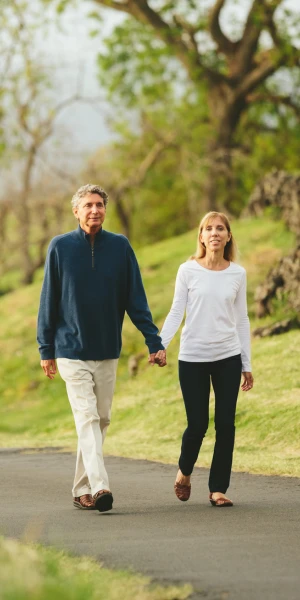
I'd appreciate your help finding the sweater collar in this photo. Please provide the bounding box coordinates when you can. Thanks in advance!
[76,224,104,242]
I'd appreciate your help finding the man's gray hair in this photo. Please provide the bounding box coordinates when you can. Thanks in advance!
[71,184,109,209]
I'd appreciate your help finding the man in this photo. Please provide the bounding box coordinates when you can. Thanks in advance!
[37,184,166,513]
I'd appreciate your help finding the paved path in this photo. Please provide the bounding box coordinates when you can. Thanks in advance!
[0,449,299,600]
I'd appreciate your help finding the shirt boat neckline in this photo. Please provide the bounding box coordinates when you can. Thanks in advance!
[193,260,232,273]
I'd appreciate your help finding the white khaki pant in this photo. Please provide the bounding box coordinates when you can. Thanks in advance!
[57,358,118,498]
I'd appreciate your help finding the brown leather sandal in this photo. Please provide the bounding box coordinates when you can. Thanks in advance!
[93,490,113,512]
[174,482,191,502]
[73,494,95,510]
[209,493,233,507]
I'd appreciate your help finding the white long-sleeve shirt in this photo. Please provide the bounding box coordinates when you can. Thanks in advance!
[160,260,251,371]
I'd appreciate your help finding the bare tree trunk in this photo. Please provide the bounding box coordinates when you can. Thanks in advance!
[18,147,36,285]
[204,92,246,212]
[112,191,131,238]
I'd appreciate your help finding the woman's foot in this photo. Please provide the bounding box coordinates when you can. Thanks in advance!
[209,492,233,507]
[175,469,191,486]
[174,469,191,502]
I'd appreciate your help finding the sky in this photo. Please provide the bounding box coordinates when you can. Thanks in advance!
[41,0,300,167]
[43,1,123,162]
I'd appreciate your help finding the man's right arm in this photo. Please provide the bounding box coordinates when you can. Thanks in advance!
[37,242,60,363]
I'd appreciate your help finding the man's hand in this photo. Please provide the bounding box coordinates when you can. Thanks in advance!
[40,359,57,380]
[241,371,254,391]
[148,350,167,367]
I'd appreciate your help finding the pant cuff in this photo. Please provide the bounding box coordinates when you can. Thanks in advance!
[178,461,193,477]
[72,485,92,498]
[92,484,111,497]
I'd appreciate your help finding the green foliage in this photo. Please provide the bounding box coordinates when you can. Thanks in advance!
[82,91,212,245]
[0,537,192,600]
[97,18,185,109]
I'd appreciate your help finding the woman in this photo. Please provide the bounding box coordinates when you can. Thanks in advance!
[156,212,253,507]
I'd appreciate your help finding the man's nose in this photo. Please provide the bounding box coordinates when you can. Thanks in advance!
[91,205,99,213]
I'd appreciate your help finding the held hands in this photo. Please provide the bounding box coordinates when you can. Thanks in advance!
[241,371,254,391]
[148,349,167,368]
[40,359,57,380]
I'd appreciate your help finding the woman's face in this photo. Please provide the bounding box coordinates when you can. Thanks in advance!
[200,217,231,253]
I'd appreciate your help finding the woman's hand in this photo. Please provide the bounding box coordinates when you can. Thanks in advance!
[241,371,253,391]
[148,349,167,367]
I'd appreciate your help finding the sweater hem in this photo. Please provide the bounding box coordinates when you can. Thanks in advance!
[54,351,120,361]
[178,350,242,363]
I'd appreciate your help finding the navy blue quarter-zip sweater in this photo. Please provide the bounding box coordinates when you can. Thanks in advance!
[37,226,164,360]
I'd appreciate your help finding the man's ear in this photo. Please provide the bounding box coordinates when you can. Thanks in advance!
[73,208,79,220]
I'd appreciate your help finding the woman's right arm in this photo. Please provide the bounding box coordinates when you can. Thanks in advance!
[160,265,188,349]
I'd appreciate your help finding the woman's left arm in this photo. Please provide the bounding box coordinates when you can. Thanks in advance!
[234,270,254,391]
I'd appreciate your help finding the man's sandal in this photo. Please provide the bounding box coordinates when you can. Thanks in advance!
[73,494,95,510]
[93,490,113,512]
[174,482,191,502]
[209,493,233,507]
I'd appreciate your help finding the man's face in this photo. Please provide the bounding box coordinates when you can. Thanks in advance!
[73,193,106,234]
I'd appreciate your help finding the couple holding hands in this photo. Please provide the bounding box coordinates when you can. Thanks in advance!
[38,184,253,514]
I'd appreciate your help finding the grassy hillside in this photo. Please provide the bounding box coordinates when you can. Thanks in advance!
[0,216,299,477]
[0,537,191,600]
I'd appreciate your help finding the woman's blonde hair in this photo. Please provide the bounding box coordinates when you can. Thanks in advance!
[190,211,237,262]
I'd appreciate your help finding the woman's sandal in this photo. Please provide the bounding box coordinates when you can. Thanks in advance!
[209,492,233,507]
[174,481,191,502]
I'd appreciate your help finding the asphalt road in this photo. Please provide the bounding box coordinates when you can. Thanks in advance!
[0,449,299,600]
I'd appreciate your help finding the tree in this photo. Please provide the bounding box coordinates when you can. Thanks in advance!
[0,0,105,287]
[87,0,300,211]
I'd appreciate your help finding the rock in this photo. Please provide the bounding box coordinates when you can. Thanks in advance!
[252,317,299,338]
[244,169,300,239]
[244,169,300,325]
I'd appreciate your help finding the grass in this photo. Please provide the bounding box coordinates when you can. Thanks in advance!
[0,216,299,476]
[0,537,192,600]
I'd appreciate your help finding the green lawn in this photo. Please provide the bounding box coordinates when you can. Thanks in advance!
[0,537,191,600]
[0,216,299,476]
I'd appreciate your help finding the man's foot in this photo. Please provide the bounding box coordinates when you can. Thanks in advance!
[93,489,113,512]
[209,492,233,507]
[174,469,191,502]
[73,494,95,510]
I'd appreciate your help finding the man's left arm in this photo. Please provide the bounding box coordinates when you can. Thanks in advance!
[125,244,165,365]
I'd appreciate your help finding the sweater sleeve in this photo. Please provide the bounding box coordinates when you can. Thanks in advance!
[37,241,60,360]
[160,265,188,349]
[125,244,164,354]
[234,270,252,372]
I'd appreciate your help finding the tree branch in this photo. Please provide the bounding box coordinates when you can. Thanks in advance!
[235,36,300,100]
[247,92,300,117]
[93,0,229,85]
[232,0,283,79]
[116,132,175,196]
[209,0,236,55]
[235,54,277,99]
[109,131,176,237]
[173,14,198,36]
[92,0,133,15]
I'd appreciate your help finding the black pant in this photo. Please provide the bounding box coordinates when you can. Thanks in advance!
[178,354,242,493]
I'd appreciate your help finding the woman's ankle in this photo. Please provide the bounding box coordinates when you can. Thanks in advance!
[176,469,191,485]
